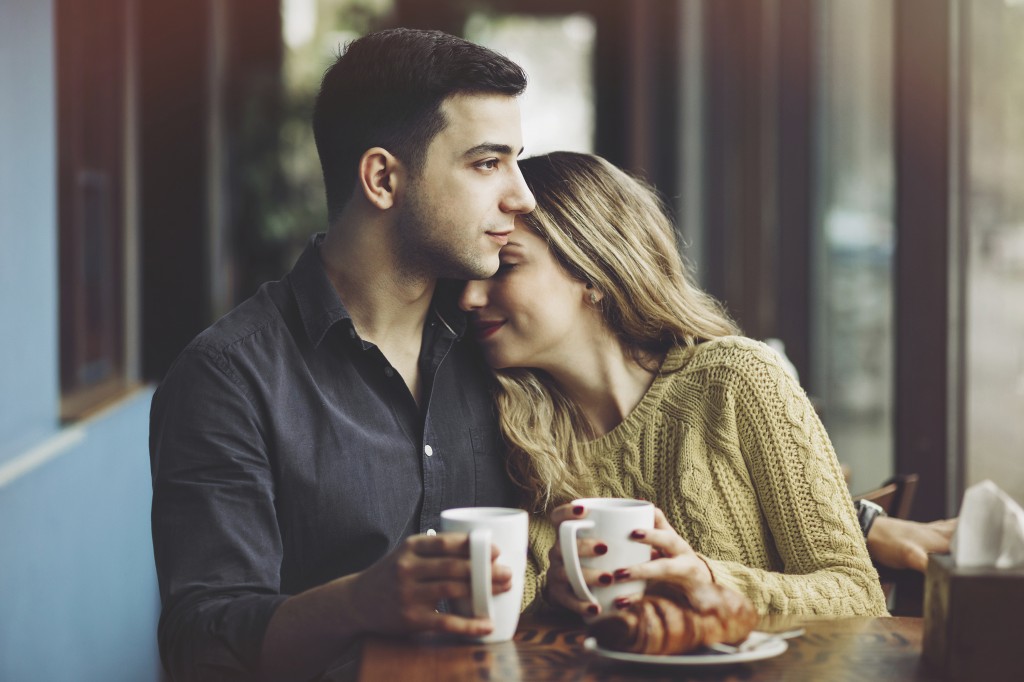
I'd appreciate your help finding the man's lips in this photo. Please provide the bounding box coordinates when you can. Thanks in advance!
[473,320,505,340]
[486,230,511,246]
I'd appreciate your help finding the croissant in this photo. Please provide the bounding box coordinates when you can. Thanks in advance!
[588,577,759,655]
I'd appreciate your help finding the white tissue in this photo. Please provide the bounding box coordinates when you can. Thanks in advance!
[951,480,1024,569]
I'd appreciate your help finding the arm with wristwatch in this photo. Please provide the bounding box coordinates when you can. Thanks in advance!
[856,500,958,573]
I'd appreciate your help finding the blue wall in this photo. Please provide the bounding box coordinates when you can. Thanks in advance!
[0,393,160,681]
[0,1,162,679]
[0,0,59,463]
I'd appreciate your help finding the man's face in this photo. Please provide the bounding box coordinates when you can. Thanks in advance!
[395,93,536,281]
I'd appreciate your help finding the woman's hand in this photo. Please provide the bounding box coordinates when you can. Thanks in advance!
[608,508,713,608]
[543,503,609,617]
[543,504,714,616]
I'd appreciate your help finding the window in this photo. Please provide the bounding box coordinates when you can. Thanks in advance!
[466,12,596,155]
[965,0,1024,504]
[812,0,895,495]
[57,0,136,419]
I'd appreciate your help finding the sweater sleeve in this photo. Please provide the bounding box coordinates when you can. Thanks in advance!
[699,340,888,616]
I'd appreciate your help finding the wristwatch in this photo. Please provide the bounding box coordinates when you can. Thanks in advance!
[856,499,886,537]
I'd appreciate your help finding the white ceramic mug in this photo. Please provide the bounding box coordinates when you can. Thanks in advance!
[439,507,528,643]
[558,498,654,620]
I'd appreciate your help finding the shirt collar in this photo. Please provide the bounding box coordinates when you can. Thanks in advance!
[289,233,470,348]
[432,279,469,338]
[289,233,351,348]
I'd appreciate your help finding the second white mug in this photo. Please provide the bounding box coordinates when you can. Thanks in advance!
[558,498,654,620]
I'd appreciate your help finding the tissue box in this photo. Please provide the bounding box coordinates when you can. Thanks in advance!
[923,553,1024,679]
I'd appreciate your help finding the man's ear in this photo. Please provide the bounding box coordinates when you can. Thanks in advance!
[357,147,403,210]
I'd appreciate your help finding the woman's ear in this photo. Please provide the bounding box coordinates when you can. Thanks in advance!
[357,147,402,210]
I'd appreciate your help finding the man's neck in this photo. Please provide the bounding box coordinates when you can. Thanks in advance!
[321,216,436,329]
[320,221,436,406]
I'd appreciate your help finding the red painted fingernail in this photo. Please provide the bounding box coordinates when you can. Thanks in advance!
[598,573,613,585]
[614,568,630,581]
[594,543,608,555]
[587,604,600,616]
[630,530,646,539]
[572,505,585,516]
[614,597,631,609]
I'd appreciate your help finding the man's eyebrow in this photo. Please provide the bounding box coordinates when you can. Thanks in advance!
[462,143,525,158]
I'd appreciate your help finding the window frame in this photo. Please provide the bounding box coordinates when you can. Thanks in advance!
[57,0,140,421]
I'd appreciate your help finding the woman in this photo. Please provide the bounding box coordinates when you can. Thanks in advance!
[459,151,888,617]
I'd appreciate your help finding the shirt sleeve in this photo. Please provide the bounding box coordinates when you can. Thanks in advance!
[701,342,889,616]
[150,347,288,680]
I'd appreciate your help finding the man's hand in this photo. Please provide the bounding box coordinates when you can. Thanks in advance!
[260,531,512,680]
[346,532,513,637]
[866,516,958,573]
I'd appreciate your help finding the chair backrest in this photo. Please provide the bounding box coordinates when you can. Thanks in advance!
[853,473,920,519]
[853,473,923,615]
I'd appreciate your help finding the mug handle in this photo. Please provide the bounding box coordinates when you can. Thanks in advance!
[468,528,494,620]
[558,519,597,604]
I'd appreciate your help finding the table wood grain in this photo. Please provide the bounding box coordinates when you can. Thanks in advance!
[359,613,945,682]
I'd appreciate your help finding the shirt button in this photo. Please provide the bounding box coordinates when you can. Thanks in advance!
[384,366,395,378]
[426,528,436,536]
[424,444,433,457]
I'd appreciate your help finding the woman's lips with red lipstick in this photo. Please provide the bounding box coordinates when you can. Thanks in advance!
[473,319,505,340]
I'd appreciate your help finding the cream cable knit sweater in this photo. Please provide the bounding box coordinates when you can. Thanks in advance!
[523,336,888,616]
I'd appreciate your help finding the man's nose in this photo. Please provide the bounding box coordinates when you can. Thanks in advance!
[500,165,536,215]
[459,280,489,312]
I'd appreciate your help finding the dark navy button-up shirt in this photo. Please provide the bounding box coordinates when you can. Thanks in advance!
[150,234,514,680]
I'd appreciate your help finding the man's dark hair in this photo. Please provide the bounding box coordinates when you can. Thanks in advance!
[312,28,528,222]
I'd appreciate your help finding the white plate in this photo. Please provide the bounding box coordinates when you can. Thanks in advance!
[583,631,789,666]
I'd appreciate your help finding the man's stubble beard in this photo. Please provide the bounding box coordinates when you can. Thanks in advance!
[394,188,498,282]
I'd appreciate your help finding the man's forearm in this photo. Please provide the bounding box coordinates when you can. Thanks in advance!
[259,573,364,682]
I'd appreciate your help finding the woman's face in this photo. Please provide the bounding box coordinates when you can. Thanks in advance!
[459,222,593,370]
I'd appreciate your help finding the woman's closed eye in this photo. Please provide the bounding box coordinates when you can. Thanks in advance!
[495,262,518,275]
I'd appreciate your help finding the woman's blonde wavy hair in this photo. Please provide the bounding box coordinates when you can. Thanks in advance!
[497,151,739,512]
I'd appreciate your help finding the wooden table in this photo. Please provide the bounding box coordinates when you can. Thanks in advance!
[359,613,946,681]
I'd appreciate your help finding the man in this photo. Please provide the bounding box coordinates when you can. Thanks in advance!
[150,28,535,681]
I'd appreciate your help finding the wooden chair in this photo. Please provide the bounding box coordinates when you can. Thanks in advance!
[853,473,922,615]
[853,473,919,519]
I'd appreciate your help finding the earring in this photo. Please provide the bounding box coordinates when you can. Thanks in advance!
[589,292,599,305]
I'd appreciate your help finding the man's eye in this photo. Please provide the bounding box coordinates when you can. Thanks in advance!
[476,159,499,171]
